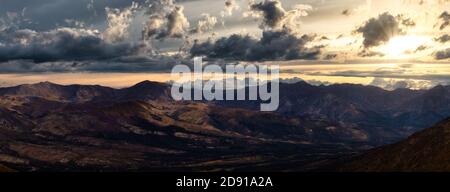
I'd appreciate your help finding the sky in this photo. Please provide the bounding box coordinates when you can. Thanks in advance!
[0,0,450,89]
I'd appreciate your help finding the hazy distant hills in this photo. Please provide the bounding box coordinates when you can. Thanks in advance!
[0,81,449,171]
[340,118,450,172]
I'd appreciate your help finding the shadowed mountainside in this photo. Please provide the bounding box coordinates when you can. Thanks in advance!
[340,118,450,172]
[0,164,13,172]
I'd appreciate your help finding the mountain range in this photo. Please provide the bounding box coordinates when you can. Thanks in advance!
[217,82,450,144]
[0,81,449,171]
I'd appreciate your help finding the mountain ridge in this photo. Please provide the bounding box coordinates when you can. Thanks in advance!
[340,117,450,172]
[2,80,449,144]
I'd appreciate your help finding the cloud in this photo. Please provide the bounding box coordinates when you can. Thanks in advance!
[0,0,201,72]
[191,34,256,60]
[221,0,240,17]
[0,58,187,73]
[249,0,286,29]
[190,0,319,61]
[280,77,304,84]
[0,27,148,63]
[103,2,139,43]
[0,8,30,32]
[399,16,416,27]
[341,9,351,16]
[357,50,385,57]
[341,0,372,16]
[142,1,190,40]
[323,54,337,60]
[220,0,240,26]
[190,13,218,34]
[369,78,437,90]
[435,34,450,43]
[370,78,407,90]
[415,45,429,52]
[163,6,190,38]
[438,11,450,30]
[356,12,412,48]
[64,19,86,28]
[246,0,312,33]
[434,48,450,60]
[190,29,321,61]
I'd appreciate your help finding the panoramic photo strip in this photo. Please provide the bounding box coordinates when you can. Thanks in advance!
[1,0,450,190]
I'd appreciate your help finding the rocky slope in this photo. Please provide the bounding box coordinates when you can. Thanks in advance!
[340,118,450,172]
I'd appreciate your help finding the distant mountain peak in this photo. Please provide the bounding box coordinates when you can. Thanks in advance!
[35,81,54,85]
[133,80,167,87]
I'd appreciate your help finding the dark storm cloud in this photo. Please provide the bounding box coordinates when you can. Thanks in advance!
[247,0,312,32]
[435,34,450,43]
[250,0,286,29]
[191,34,257,60]
[356,12,413,48]
[438,11,450,30]
[0,0,200,72]
[0,0,205,73]
[0,28,147,63]
[434,48,450,60]
[190,30,321,61]
[189,0,319,61]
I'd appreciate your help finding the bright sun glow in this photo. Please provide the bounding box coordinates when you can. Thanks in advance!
[382,35,430,59]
